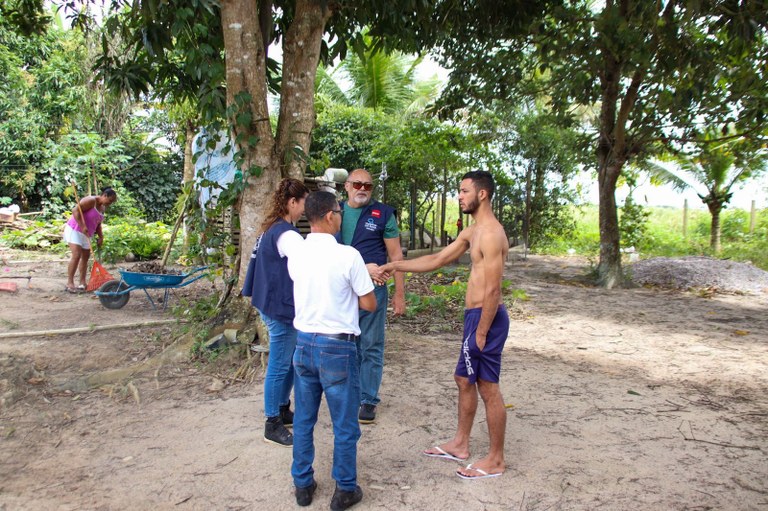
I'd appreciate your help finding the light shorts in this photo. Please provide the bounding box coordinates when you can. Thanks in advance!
[455,304,510,384]
[63,224,91,249]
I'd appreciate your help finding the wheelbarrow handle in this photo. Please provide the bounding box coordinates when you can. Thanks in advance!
[185,266,209,277]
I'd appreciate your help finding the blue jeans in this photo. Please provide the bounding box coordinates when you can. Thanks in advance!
[357,284,388,406]
[259,311,297,419]
[292,332,361,491]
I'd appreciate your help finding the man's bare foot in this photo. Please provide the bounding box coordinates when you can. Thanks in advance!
[456,457,504,479]
[422,442,469,462]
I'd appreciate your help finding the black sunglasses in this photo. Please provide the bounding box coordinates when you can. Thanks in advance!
[348,181,373,191]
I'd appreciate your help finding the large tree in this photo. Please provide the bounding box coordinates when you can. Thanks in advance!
[433,0,768,287]
[77,0,441,290]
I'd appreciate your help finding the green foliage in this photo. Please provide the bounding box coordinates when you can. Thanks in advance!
[40,133,127,215]
[534,206,600,256]
[0,19,94,211]
[507,287,529,302]
[619,193,651,249]
[0,18,183,225]
[0,219,66,253]
[400,267,527,326]
[432,0,768,283]
[119,131,183,222]
[0,215,184,266]
[485,107,583,247]
[336,33,439,115]
[101,218,173,263]
[650,127,768,251]
[176,294,221,362]
[369,116,475,239]
[548,204,768,271]
[0,0,52,36]
[309,104,392,175]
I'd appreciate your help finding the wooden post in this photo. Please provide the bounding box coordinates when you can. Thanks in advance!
[682,199,688,238]
[750,200,756,234]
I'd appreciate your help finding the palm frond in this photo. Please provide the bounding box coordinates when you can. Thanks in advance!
[641,159,692,192]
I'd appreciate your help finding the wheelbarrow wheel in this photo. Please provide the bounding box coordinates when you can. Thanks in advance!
[98,280,130,309]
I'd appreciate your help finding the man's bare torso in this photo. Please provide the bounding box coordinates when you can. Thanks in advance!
[463,220,508,309]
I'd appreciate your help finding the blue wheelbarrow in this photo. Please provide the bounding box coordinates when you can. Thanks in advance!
[95,266,209,310]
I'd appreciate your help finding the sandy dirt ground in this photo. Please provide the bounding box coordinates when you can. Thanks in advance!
[0,253,767,511]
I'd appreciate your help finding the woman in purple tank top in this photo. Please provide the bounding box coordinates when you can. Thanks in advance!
[63,188,117,293]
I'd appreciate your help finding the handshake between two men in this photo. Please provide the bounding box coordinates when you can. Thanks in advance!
[365,263,396,287]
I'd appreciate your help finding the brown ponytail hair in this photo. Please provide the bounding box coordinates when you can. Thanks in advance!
[259,178,310,233]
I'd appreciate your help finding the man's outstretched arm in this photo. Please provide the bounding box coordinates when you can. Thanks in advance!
[382,229,471,274]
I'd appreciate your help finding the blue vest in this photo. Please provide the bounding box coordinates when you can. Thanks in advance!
[338,200,395,266]
[242,220,298,323]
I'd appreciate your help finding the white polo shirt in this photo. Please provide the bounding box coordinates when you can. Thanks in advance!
[286,233,374,336]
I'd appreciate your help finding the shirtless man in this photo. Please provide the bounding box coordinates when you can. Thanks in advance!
[380,170,509,480]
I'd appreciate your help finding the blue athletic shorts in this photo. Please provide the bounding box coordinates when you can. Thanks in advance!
[454,305,509,384]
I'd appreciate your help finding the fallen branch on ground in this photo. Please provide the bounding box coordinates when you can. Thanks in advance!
[678,420,760,450]
[0,319,181,339]
[53,331,198,392]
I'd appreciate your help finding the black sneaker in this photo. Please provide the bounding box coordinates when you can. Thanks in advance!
[330,485,363,511]
[280,402,294,428]
[295,480,317,507]
[264,417,293,447]
[358,404,376,424]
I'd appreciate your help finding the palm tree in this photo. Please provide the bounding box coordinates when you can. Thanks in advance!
[315,35,441,116]
[648,128,768,252]
[314,64,351,113]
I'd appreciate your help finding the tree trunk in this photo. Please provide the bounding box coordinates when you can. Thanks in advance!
[440,168,447,246]
[182,122,196,252]
[221,0,276,286]
[221,0,331,286]
[594,11,633,289]
[522,162,532,249]
[409,182,417,250]
[275,0,331,179]
[708,202,723,253]
[183,122,196,185]
[597,163,623,288]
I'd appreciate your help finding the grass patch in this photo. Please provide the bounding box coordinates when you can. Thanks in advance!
[539,205,768,270]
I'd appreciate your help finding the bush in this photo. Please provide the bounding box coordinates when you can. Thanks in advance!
[0,219,67,253]
[102,218,174,263]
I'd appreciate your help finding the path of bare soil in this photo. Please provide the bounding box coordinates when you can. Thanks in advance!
[1,254,767,510]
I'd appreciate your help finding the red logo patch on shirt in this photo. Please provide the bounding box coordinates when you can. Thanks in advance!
[371,209,381,218]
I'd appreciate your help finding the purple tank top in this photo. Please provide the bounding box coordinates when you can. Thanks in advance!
[66,202,104,235]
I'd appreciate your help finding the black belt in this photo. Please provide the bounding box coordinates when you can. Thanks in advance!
[311,332,356,342]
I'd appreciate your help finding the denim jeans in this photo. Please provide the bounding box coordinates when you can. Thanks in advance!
[357,284,388,406]
[259,311,297,419]
[292,332,361,491]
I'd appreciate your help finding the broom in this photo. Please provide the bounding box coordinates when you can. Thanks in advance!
[70,182,114,292]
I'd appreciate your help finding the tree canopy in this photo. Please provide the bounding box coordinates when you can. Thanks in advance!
[431,0,768,286]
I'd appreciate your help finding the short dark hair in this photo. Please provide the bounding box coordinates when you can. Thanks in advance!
[101,187,117,199]
[304,191,338,223]
[461,171,495,200]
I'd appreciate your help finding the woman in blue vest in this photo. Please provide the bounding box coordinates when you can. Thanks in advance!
[242,178,309,447]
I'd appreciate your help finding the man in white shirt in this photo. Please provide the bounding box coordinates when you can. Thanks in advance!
[285,191,376,511]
